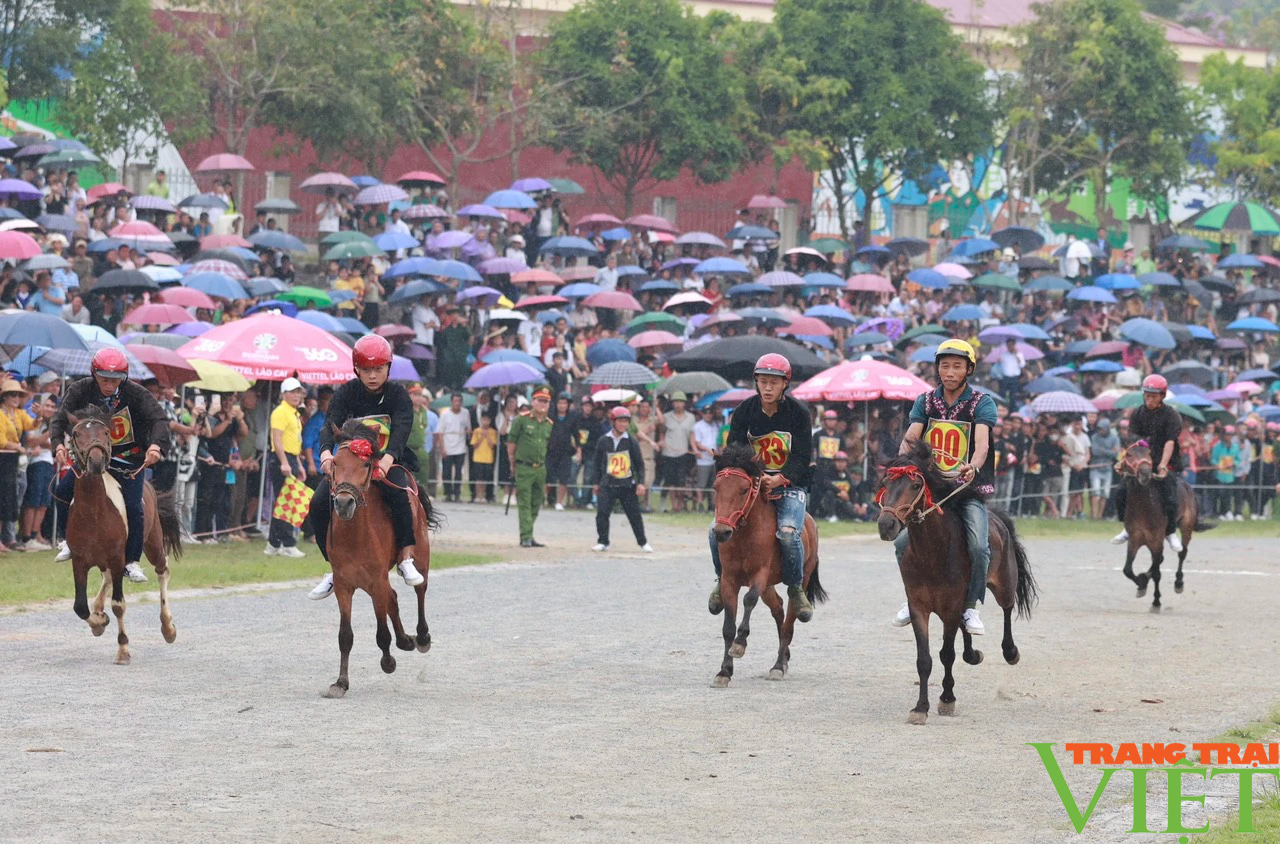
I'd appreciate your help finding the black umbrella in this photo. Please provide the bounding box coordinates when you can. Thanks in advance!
[1158,322,1194,345]
[192,248,254,272]
[255,198,301,215]
[886,237,929,257]
[1017,256,1053,271]
[1238,287,1280,305]
[668,336,827,381]
[992,226,1045,252]
[1161,360,1215,387]
[166,230,197,245]
[1023,374,1081,395]
[1199,275,1236,295]
[90,269,160,293]
[1157,234,1214,252]
[1182,279,1209,300]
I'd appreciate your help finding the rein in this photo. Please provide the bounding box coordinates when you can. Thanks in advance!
[67,420,147,480]
[331,439,418,510]
[876,465,973,524]
[1115,440,1153,477]
[713,467,761,530]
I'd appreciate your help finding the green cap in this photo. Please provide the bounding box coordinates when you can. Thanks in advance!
[670,390,688,402]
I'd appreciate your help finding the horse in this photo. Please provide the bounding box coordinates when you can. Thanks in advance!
[323,419,440,698]
[876,440,1036,725]
[1115,440,1215,610]
[708,444,827,688]
[63,406,182,665]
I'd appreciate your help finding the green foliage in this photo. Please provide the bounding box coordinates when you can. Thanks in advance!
[538,0,754,213]
[1199,52,1280,203]
[0,0,119,103]
[1138,0,1185,16]
[766,0,992,237]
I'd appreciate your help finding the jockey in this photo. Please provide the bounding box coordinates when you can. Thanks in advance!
[50,348,169,583]
[1110,374,1183,552]
[307,334,424,600]
[893,339,997,635]
[707,353,816,621]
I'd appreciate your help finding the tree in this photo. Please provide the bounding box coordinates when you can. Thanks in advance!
[1200,52,1280,203]
[1012,0,1194,227]
[538,0,755,215]
[59,0,207,178]
[0,0,118,104]
[768,0,992,239]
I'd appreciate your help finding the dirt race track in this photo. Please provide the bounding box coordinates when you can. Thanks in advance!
[3,505,1279,843]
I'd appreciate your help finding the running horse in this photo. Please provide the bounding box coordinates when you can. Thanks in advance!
[877,441,1037,725]
[323,420,439,698]
[708,444,826,688]
[1115,440,1215,610]
[63,406,182,664]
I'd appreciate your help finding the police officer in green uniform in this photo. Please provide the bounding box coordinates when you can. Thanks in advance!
[507,386,554,547]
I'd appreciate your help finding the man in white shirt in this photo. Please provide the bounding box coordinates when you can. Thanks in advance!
[995,337,1025,403]
[518,317,542,355]
[412,297,439,346]
[437,393,472,503]
[595,253,619,291]
[691,406,721,511]
[316,188,341,236]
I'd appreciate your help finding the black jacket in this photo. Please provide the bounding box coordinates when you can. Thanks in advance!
[318,378,418,471]
[51,377,169,464]
[593,430,645,488]
[726,394,814,490]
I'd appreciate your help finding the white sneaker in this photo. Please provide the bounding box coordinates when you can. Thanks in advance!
[591,543,608,552]
[892,601,912,627]
[308,573,334,600]
[1231,513,1240,521]
[586,502,594,510]
[555,502,565,511]
[641,543,654,553]
[263,544,279,556]
[278,546,306,559]
[1110,529,1129,545]
[1165,532,1184,553]
[54,540,72,562]
[123,562,148,583]
[827,515,838,523]
[29,538,51,551]
[396,559,424,586]
[963,608,985,636]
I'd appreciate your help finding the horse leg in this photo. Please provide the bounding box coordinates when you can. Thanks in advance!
[1149,547,1163,612]
[386,580,416,652]
[373,582,397,674]
[961,627,983,665]
[325,581,354,698]
[1175,539,1188,594]
[414,581,432,653]
[1124,541,1149,597]
[110,571,130,666]
[730,587,758,659]
[86,567,110,636]
[157,568,177,644]
[937,620,959,716]
[908,610,931,725]
[761,586,787,680]
[1002,605,1020,665]
[711,583,739,688]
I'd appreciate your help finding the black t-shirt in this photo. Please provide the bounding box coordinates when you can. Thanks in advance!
[202,414,236,464]
[1130,404,1183,472]
[726,394,814,490]
[545,368,568,398]
[1035,437,1064,474]
[548,411,581,458]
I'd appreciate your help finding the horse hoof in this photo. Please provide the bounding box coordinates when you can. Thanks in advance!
[1004,647,1020,666]
[89,622,107,637]
[907,711,928,726]
[711,675,731,688]
[963,650,983,666]
[1175,583,1184,594]
[323,684,347,699]
[162,626,177,644]
[729,642,746,659]
[937,701,956,716]
[396,637,415,652]
[381,655,397,674]
[767,668,785,681]
[115,651,131,666]
[1135,586,1148,598]
[1150,604,1162,614]
[415,638,432,654]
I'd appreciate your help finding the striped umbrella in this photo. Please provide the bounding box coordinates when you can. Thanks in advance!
[1185,201,1280,236]
[1029,391,1097,416]
[354,183,409,205]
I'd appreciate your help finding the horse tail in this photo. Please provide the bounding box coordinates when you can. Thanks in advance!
[154,488,184,562]
[992,508,1037,619]
[1193,517,1218,532]
[417,484,444,534]
[806,558,829,605]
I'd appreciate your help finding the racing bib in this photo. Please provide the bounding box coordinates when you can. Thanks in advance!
[817,436,839,460]
[924,419,971,472]
[832,479,851,495]
[356,414,391,452]
[607,451,633,480]
[109,408,134,447]
[749,430,792,471]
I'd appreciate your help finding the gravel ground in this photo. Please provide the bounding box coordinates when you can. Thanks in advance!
[3,505,1278,843]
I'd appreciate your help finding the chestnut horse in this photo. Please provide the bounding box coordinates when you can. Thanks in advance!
[323,420,439,698]
[1115,441,1215,610]
[63,406,182,664]
[877,441,1036,725]
[708,444,826,688]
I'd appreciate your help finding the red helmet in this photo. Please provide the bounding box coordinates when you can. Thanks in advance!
[1141,374,1168,394]
[753,353,792,381]
[609,406,631,420]
[91,347,129,380]
[352,334,393,369]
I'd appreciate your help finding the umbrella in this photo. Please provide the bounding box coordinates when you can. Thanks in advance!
[0,230,41,260]
[1139,271,1181,288]
[735,307,789,328]
[125,344,198,387]
[547,178,585,194]
[576,213,625,231]
[0,179,41,201]
[558,282,603,299]
[1237,288,1280,306]
[724,224,776,241]
[1118,318,1176,349]
[906,268,949,289]
[536,309,569,325]
[845,331,890,347]
[674,231,728,249]
[557,265,600,282]
[256,198,301,215]
[477,256,527,276]
[1024,375,1081,395]
[1079,360,1124,373]
[971,272,1020,292]
[180,359,253,392]
[0,311,90,351]
[395,170,447,188]
[195,153,254,172]
[455,204,505,220]
[1185,201,1280,236]
[386,279,448,304]
[1199,275,1237,295]
[487,309,529,323]
[885,237,929,257]
[375,323,416,342]
[625,312,687,337]
[335,317,370,335]
[628,330,684,350]
[929,262,971,280]
[177,192,229,210]
[585,339,637,367]
[352,184,409,206]
[802,272,845,289]
[432,259,482,283]
[855,245,891,261]
[245,278,288,298]
[510,177,553,193]
[949,238,1001,257]
[1029,391,1097,415]
[1218,254,1265,269]
[34,213,76,233]
[36,342,153,381]
[585,361,660,386]
[668,336,826,381]
[200,233,252,250]
[247,231,307,252]
[624,214,680,234]
[638,280,677,294]
[1238,368,1279,382]
[23,254,69,271]
[373,231,419,252]
[1066,286,1117,304]
[757,271,806,288]
[295,311,343,332]
[299,172,358,195]
[515,294,569,309]
[121,303,195,326]
[189,259,249,281]
[1094,273,1140,291]
[386,257,439,279]
[991,226,1045,252]
[584,291,644,311]
[117,333,186,351]
[1157,234,1214,251]
[177,313,355,383]
[40,149,102,170]
[725,283,772,298]
[1113,392,1207,422]
[277,286,334,308]
[1085,341,1130,358]
[1017,256,1053,271]
[899,324,949,343]
[908,344,942,363]
[659,372,732,395]
[983,341,1043,362]
[780,317,833,337]
[483,189,537,209]
[539,235,597,257]
[322,230,376,246]
[399,342,434,361]
[941,304,983,322]
[481,350,546,372]
[694,257,750,276]
[792,359,931,402]
[1227,316,1280,333]
[804,305,856,326]
[323,241,384,261]
[90,269,160,293]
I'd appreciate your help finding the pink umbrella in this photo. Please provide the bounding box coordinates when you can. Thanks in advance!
[747,195,789,209]
[200,233,252,250]
[1226,380,1263,395]
[375,323,416,342]
[188,259,249,282]
[147,252,180,266]
[715,388,757,406]
[504,209,533,226]
[0,230,41,260]
[195,153,254,172]
[299,172,358,195]
[792,360,931,402]
[121,303,196,326]
[512,269,562,285]
[176,313,355,383]
[110,220,166,240]
[846,273,894,294]
[1091,389,1134,411]
[158,287,217,310]
[1086,340,1129,358]
[584,291,644,311]
[401,204,450,221]
[933,262,973,280]
[628,330,683,350]
[87,182,131,202]
[779,316,834,337]
[625,214,680,234]
[662,291,714,312]
[557,265,598,282]
[516,294,569,309]
[576,213,624,231]
[983,341,1044,362]
[395,170,447,187]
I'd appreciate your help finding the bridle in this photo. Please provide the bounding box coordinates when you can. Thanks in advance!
[331,439,374,510]
[1116,439,1153,477]
[876,465,934,524]
[68,418,113,479]
[713,468,761,530]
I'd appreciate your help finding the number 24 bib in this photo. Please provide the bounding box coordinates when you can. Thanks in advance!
[607,451,633,480]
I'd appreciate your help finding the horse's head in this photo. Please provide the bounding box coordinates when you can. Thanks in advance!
[331,420,379,521]
[876,440,941,541]
[67,406,112,475]
[712,444,763,543]
[1121,439,1154,486]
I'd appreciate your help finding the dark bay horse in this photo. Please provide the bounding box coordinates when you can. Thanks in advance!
[708,444,826,688]
[64,407,182,664]
[877,441,1036,725]
[1116,441,1215,610]
[323,420,439,698]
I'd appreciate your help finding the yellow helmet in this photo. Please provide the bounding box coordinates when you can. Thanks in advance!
[935,338,977,365]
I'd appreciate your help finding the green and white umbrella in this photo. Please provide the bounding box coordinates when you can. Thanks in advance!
[1185,201,1280,236]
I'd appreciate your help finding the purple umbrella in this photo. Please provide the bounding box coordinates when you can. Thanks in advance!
[14,143,54,159]
[511,177,552,193]
[1029,391,1098,416]
[428,230,474,250]
[390,354,418,381]
[856,317,904,340]
[674,231,728,248]
[354,183,410,205]
[455,204,505,220]
[478,256,526,275]
[983,341,1044,362]
[464,361,545,389]
[660,257,699,271]
[456,285,503,306]
[402,204,450,221]
[166,321,216,337]
[131,195,178,213]
[400,342,435,361]
[0,178,42,201]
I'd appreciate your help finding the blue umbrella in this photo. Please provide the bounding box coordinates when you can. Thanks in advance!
[433,259,482,283]
[336,317,370,335]
[694,390,728,409]
[1119,318,1177,349]
[248,230,307,252]
[7,345,48,376]
[36,213,76,232]
[183,272,248,300]
[464,361,545,389]
[539,236,597,257]
[559,282,603,299]
[536,309,569,325]
[327,289,357,304]
[949,238,1001,257]
[639,279,678,293]
[1228,316,1280,332]
[386,256,440,279]
[1023,275,1073,293]
[1173,392,1217,408]
[0,207,26,220]
[908,342,942,363]
[694,257,751,275]
[585,338,636,366]
[350,175,381,188]
[246,277,288,298]
[1158,234,1213,251]
[855,244,891,259]
[1064,339,1098,356]
[1024,375,1082,395]
[0,311,90,350]
[794,335,835,350]
[1007,322,1051,340]
[907,268,949,289]
[804,305,856,326]
[1080,360,1124,373]
[387,278,448,304]
[483,189,537,209]
[802,272,845,289]
[1095,273,1140,290]
[617,265,648,277]
[724,225,776,240]
[1187,325,1217,340]
[725,282,772,298]
[1238,368,1279,382]
[941,304,983,322]
[600,227,631,241]
[1138,271,1181,287]
[1218,254,1264,269]
[846,332,891,347]
[87,238,125,254]
[373,231,419,251]
[1043,365,1077,378]
[482,349,546,372]
[457,286,503,306]
[246,299,299,317]
[293,310,343,331]
[1066,286,1117,304]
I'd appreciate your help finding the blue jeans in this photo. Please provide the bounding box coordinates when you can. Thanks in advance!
[55,467,146,563]
[894,497,990,608]
[709,487,808,587]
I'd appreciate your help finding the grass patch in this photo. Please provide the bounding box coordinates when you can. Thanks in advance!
[1195,706,1280,842]
[0,541,501,606]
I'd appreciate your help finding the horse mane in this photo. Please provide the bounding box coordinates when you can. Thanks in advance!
[879,438,981,508]
[336,418,381,456]
[714,443,763,478]
[71,404,109,423]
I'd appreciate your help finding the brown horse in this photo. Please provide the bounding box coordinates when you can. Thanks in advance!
[877,441,1036,725]
[323,420,439,698]
[1115,441,1215,610]
[64,406,182,665]
[708,444,826,688]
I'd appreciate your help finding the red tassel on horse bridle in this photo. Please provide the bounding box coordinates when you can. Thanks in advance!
[876,465,935,524]
[714,468,762,529]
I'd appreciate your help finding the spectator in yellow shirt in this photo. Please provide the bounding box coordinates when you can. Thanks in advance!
[0,380,36,551]
[267,378,307,558]
[468,414,498,503]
